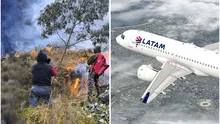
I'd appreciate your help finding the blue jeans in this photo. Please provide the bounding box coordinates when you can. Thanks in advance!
[29,85,52,107]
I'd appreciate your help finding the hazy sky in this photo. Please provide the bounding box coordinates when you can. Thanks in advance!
[1,0,108,55]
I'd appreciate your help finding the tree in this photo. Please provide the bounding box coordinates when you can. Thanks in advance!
[38,0,109,67]
[90,23,109,46]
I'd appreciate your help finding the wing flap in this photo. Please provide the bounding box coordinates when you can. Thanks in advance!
[141,61,192,103]
[203,42,219,51]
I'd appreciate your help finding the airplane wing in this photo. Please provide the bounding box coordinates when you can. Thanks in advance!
[203,42,219,51]
[141,61,193,103]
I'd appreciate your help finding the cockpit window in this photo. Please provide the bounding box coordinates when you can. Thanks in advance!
[121,34,125,39]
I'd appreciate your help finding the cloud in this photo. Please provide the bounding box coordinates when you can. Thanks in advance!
[112,0,219,39]
[133,108,219,124]
[113,0,219,31]
[157,0,219,30]
[111,0,142,12]
[156,120,218,124]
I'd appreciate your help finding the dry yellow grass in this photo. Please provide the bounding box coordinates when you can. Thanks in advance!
[1,48,108,123]
[21,89,94,124]
[46,49,91,68]
[20,49,102,124]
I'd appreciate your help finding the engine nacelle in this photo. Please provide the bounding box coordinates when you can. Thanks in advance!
[137,65,158,82]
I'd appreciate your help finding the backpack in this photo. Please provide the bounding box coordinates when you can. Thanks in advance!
[91,53,109,76]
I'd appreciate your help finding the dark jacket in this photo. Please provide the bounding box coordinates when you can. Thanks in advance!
[87,54,98,65]
[31,51,56,86]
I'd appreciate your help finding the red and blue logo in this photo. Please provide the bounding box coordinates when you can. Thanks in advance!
[136,36,142,43]
[136,36,142,47]
[135,35,166,50]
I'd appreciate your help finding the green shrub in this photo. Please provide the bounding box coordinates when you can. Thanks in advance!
[1,72,9,82]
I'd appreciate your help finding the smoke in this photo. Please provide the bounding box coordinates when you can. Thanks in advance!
[1,0,109,57]
[1,0,55,56]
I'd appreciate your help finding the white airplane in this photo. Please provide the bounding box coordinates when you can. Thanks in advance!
[116,30,219,104]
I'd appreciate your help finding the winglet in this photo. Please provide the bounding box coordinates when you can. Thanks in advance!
[141,92,150,103]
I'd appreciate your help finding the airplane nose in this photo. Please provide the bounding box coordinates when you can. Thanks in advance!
[116,34,128,48]
[116,35,121,44]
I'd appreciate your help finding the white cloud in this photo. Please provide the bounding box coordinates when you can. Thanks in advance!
[193,0,218,3]
[111,0,142,12]
[133,109,218,124]
[157,0,219,31]
[113,0,219,39]
[156,120,218,124]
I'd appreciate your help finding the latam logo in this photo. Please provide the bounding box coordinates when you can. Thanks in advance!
[136,36,142,43]
[135,36,166,50]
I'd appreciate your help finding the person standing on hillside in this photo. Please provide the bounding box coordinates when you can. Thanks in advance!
[29,50,57,107]
[87,46,109,101]
[73,57,88,90]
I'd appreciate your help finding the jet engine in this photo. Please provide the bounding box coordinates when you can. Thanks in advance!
[137,65,158,82]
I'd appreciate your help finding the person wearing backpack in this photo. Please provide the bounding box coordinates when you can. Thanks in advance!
[29,50,57,107]
[87,46,109,101]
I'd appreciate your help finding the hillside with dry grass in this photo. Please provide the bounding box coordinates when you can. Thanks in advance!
[1,48,109,124]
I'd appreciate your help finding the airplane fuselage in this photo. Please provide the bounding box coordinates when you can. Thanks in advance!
[116,30,219,78]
